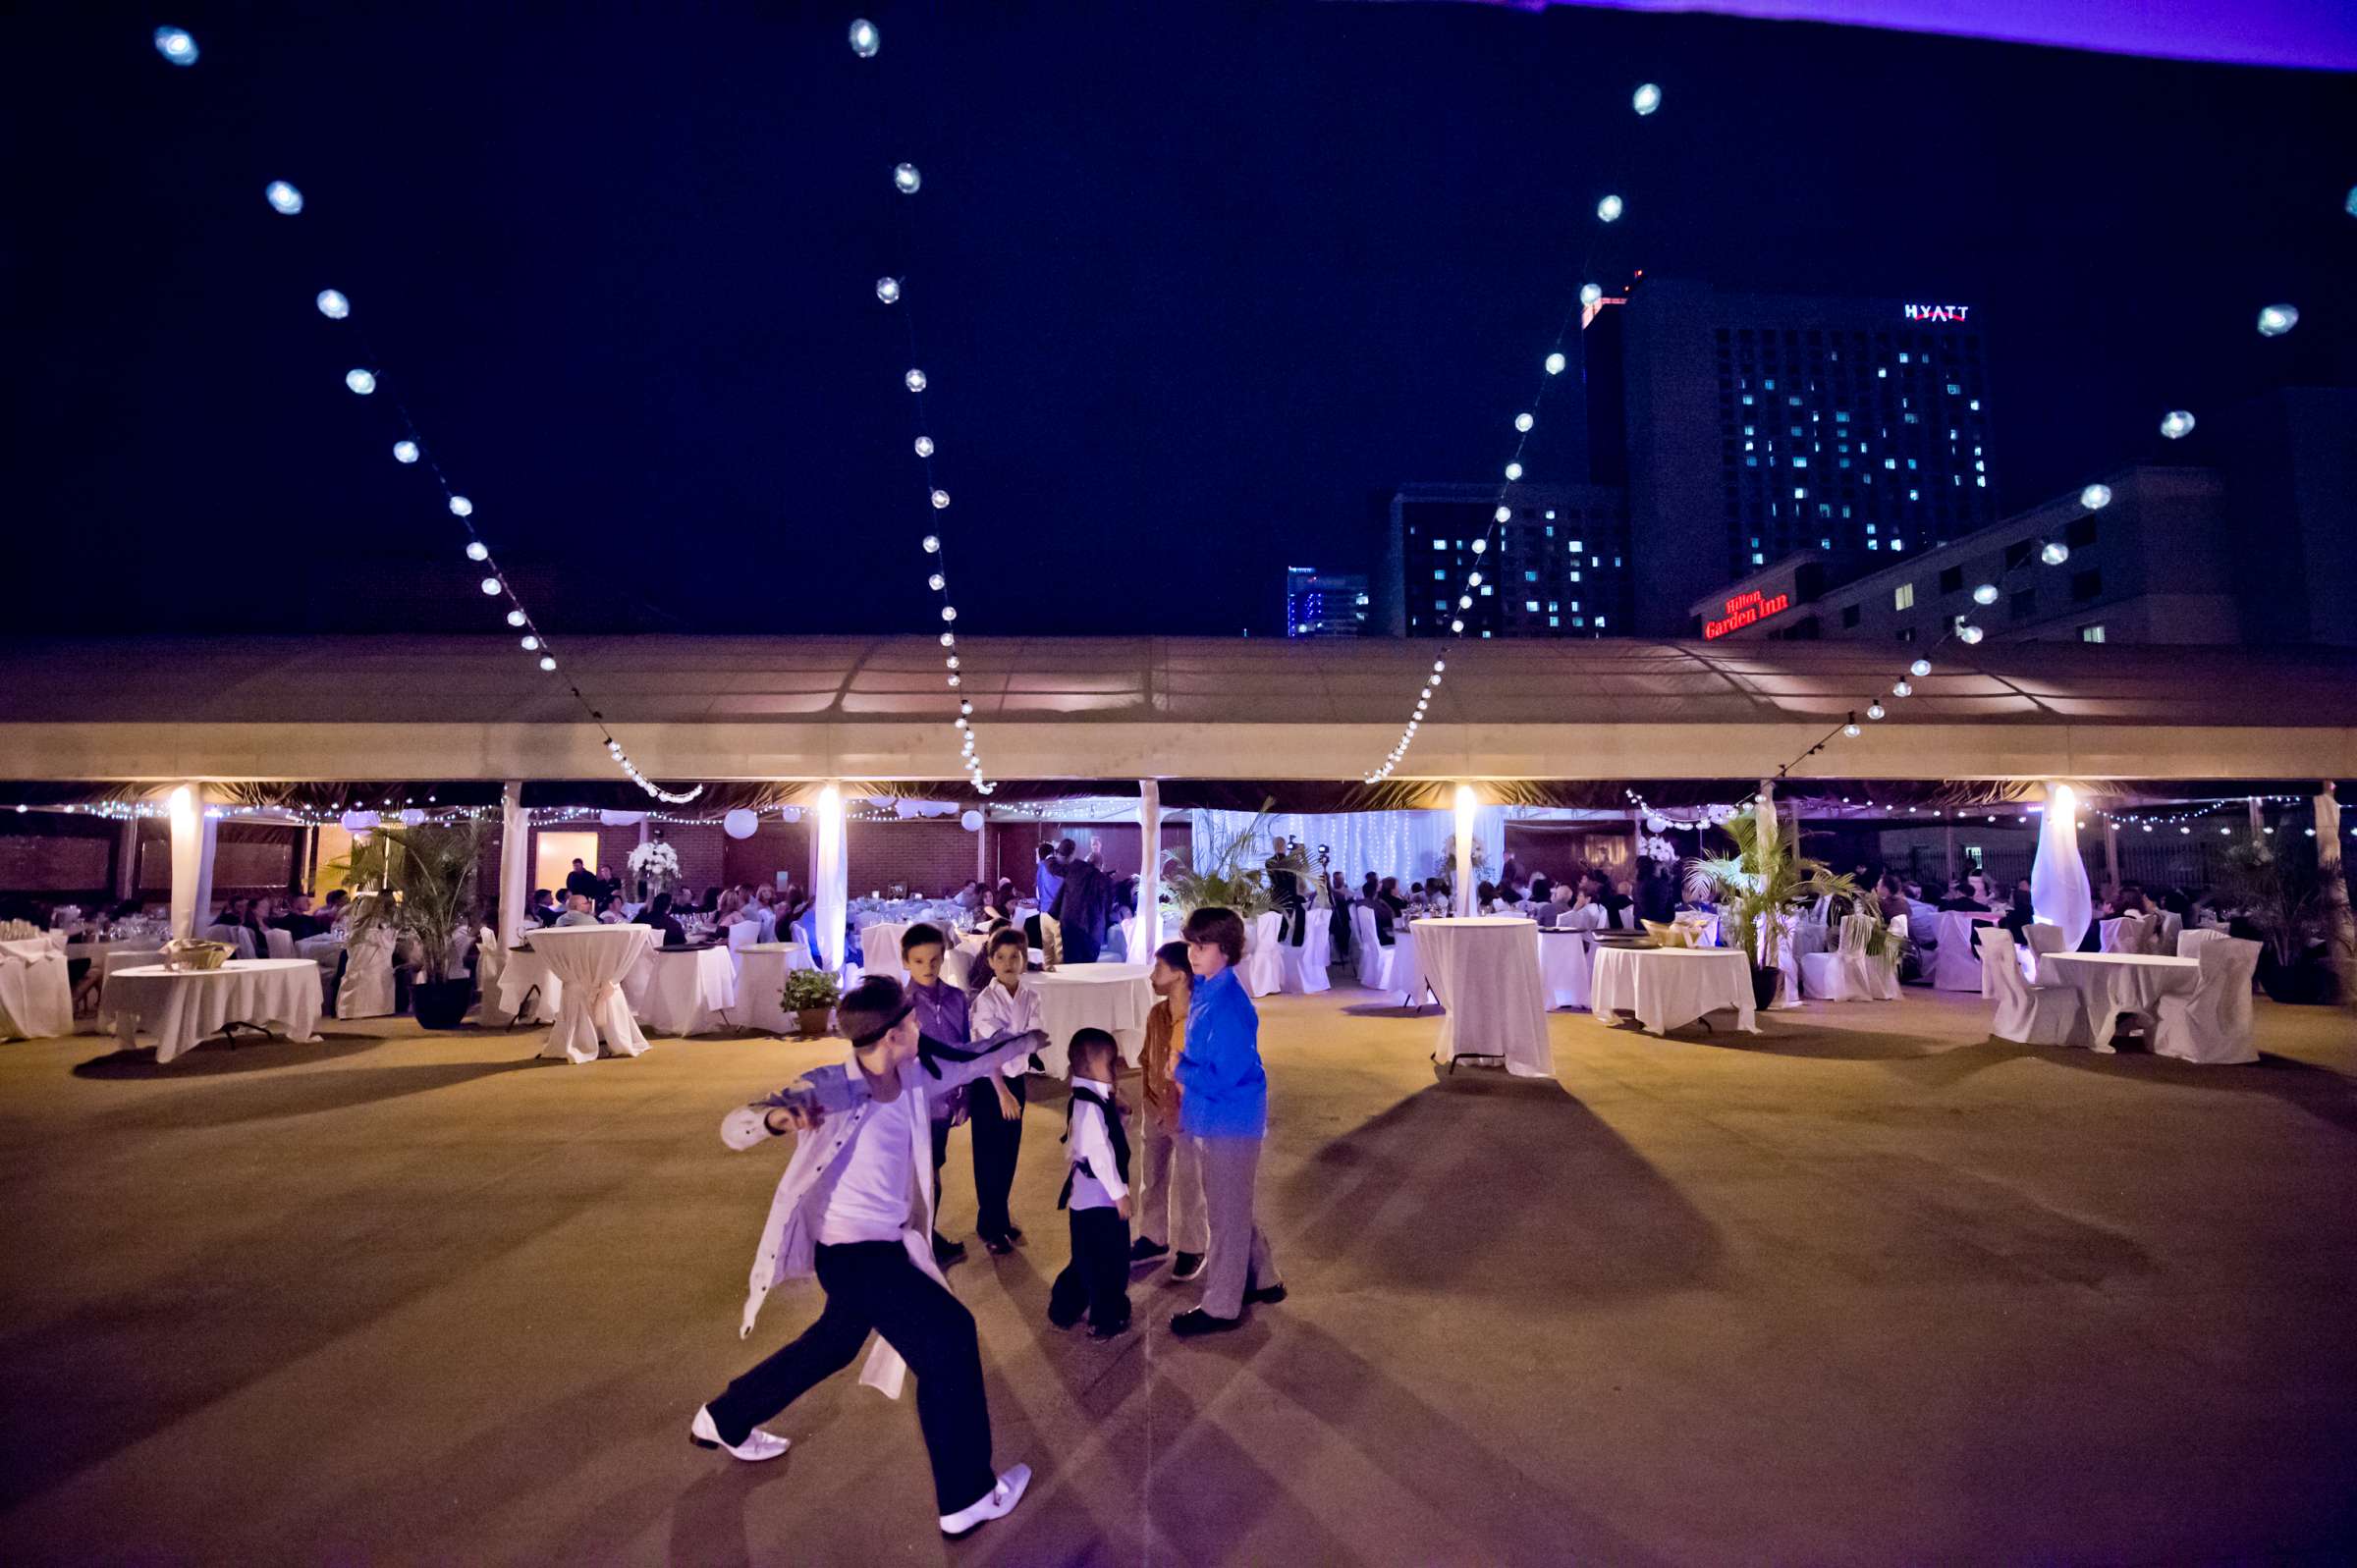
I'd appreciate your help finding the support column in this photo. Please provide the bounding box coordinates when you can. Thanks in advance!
[1136,781,1164,955]
[976,806,990,885]
[1945,825,1957,887]
[1628,809,1644,880]
[2314,783,2354,1013]
[2031,782,2093,951]
[1756,779,1779,860]
[814,783,848,974]
[167,785,213,940]
[113,816,139,903]
[2103,818,2120,898]
[1453,784,1476,917]
[2247,795,2265,838]
[497,782,530,949]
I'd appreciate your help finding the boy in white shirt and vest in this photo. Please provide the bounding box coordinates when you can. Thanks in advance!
[689,976,1046,1541]
[1047,1027,1132,1338]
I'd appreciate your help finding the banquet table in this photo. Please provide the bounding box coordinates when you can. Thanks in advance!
[1536,928,1595,1011]
[1591,946,1758,1037]
[738,942,817,1035]
[2037,951,2200,1052]
[625,944,739,1037]
[0,936,75,1040]
[1029,962,1155,1075]
[1410,917,1554,1077]
[530,924,655,1063]
[107,958,323,1064]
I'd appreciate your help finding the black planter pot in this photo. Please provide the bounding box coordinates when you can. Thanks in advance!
[2258,955,2335,1006]
[412,977,475,1030]
[1749,959,1782,1012]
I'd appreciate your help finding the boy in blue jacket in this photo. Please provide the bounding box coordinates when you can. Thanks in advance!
[1170,906,1287,1336]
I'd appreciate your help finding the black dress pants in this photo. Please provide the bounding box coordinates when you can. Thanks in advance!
[1047,1206,1131,1330]
[968,1072,1026,1242]
[707,1240,996,1515]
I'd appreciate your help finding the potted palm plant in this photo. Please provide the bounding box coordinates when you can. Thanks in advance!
[1161,802,1278,917]
[329,821,486,1030]
[1681,803,1875,1010]
[782,967,841,1037]
[2222,840,2333,1003]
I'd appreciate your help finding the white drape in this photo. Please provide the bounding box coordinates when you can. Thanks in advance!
[1136,780,1164,955]
[168,786,201,941]
[813,783,848,974]
[1190,807,1505,890]
[2031,782,2094,954]
[498,781,531,950]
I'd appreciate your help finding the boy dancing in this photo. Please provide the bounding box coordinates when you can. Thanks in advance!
[690,975,1046,1541]
[1047,1028,1131,1338]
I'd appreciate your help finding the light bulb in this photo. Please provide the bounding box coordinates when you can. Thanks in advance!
[1972,583,1999,605]
[1458,595,1473,610]
[2160,409,2196,440]
[2079,483,2111,511]
[905,368,927,393]
[1471,537,1488,554]
[1579,283,1602,307]
[922,535,940,553]
[538,655,557,672]
[1958,623,1985,644]
[954,717,967,730]
[1545,351,1565,375]
[2256,303,2298,337]
[928,572,945,591]
[449,496,473,517]
[1892,679,1912,697]
[894,162,921,194]
[1505,462,1522,481]
[948,673,961,686]
[1632,81,1661,115]
[345,368,376,395]
[155,26,198,65]
[2040,540,2069,566]
[1494,505,1510,523]
[941,606,958,622]
[946,655,960,670]
[479,576,501,595]
[506,609,526,627]
[265,181,303,215]
[959,700,973,715]
[876,277,901,303]
[914,436,934,458]
[849,18,879,57]
[1910,659,1932,677]
[466,540,488,562]
[1596,193,1623,223]
[1867,702,1886,721]
[1467,571,1483,586]
[393,440,419,463]
[1433,660,1446,673]
[1514,411,1534,433]
[1843,723,1861,738]
[930,489,950,509]
[521,635,539,651]
[1450,619,1465,633]
[315,289,350,319]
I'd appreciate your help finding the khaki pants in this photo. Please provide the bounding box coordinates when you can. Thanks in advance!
[1135,1109,1207,1255]
[1191,1132,1281,1319]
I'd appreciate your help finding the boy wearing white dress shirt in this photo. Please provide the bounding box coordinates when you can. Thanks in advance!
[965,926,1039,1254]
[1047,1028,1132,1337]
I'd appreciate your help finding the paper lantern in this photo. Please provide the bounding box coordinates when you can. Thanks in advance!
[723,808,759,839]
[598,810,647,827]
[962,810,985,832]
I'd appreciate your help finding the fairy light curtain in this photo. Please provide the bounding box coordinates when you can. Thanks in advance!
[1191,808,1505,889]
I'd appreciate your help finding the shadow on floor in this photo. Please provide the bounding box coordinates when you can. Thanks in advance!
[87,1057,555,1132]
[71,1029,404,1078]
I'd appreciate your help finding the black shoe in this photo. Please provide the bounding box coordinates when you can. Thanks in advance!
[1128,1237,1170,1266]
[1047,1312,1080,1332]
[1004,1223,1024,1245]
[981,1234,1013,1256]
[1171,1251,1205,1281]
[1170,1307,1244,1337]
[933,1235,967,1269]
[1245,1282,1288,1306]
[1088,1318,1132,1340]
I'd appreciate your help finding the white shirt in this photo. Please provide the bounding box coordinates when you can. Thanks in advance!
[1067,1074,1128,1210]
[970,977,1043,1078]
[812,1088,921,1245]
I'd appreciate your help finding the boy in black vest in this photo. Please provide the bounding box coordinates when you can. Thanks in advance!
[1047,1028,1131,1338]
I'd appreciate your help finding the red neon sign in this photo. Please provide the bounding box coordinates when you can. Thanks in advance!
[1704,588,1790,639]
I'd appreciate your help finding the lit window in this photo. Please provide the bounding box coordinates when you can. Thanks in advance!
[1548,615,1560,626]
[1741,394,1754,406]
[1976,476,1987,488]
[1898,352,1910,363]
[1480,585,1493,596]
[1567,539,1582,552]
[1434,598,1448,610]
[1752,551,1766,565]
[1434,569,1447,580]
[2080,624,2106,643]
[1432,539,1446,551]
[1525,600,1539,612]
[1595,616,1606,627]
[1820,536,1832,549]
[1969,399,1981,410]
[1868,540,1880,551]
[1764,377,1776,389]
[1524,569,1537,582]
[1946,383,1960,395]
[1877,367,1888,378]
[1793,456,1808,467]
[1569,570,1581,581]
[1865,523,1877,534]
[1885,458,1896,469]
[1794,487,1807,500]
[1908,489,1920,501]
[1894,582,1915,611]
[1891,539,1905,552]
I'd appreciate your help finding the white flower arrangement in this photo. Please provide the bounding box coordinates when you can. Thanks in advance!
[628,840,682,884]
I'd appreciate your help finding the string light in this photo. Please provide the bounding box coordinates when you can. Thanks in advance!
[1632,82,1661,115]
[264,181,303,215]
[1545,351,1565,375]
[2161,408,2196,440]
[393,440,418,463]
[344,368,376,395]
[849,18,880,57]
[2079,483,2111,511]
[1596,193,1623,222]
[2255,303,2298,337]
[894,163,922,194]
[154,27,198,66]
[315,289,350,319]
[876,277,901,303]
[904,368,927,392]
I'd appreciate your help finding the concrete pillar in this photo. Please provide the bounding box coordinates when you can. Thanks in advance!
[2031,782,2093,951]
[813,783,848,973]
[1453,784,1476,916]
[497,782,530,948]
[113,816,139,902]
[1136,781,1164,955]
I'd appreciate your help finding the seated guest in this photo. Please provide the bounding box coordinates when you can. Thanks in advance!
[1367,894,1395,946]
[555,892,599,928]
[643,892,686,946]
[1583,871,1632,925]
[1474,880,1502,914]
[565,858,602,902]
[528,889,560,926]
[1935,881,1988,913]
[2001,886,2037,942]
[320,889,353,929]
[270,893,322,938]
[2108,883,2151,918]
[714,890,747,927]
[1360,873,1381,905]
[1527,874,1553,908]
[1377,876,1407,915]
[1634,863,1677,927]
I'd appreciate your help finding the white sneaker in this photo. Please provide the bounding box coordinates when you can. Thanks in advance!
[939,1463,1031,1539]
[688,1404,790,1462]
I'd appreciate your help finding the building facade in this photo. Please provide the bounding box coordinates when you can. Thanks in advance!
[1611,279,2000,632]
[1284,568,1370,638]
[1377,482,1632,638]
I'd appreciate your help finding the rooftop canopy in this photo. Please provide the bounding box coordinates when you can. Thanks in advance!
[4,635,2353,800]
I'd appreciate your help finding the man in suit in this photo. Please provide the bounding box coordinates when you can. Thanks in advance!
[565,859,602,902]
[1048,838,1113,964]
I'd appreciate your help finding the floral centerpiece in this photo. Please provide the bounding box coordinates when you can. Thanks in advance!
[629,838,682,898]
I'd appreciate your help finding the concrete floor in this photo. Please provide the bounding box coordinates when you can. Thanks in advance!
[1,985,2353,1565]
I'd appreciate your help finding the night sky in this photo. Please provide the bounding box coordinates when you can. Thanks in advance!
[13,3,2355,638]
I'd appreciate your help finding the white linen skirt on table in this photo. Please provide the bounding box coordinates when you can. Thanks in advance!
[0,937,75,1041]
[107,959,323,1064]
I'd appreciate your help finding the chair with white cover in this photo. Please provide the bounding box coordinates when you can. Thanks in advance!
[1978,930,2077,1046]
[0,936,75,1041]
[337,927,398,1019]
[2155,910,2183,954]
[1800,914,1891,1001]
[2099,915,2147,953]
[726,920,763,979]
[1932,913,1989,991]
[2176,927,2226,961]
[203,924,257,960]
[1279,912,1332,995]
[474,926,505,998]
[1239,910,1285,998]
[264,927,297,961]
[1558,904,1607,932]
[1349,904,1392,990]
[2022,923,2066,975]
[2151,936,2262,1065]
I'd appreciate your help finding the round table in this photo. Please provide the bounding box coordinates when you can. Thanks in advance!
[528,925,656,1063]
[106,958,324,1063]
[2037,951,2200,1052]
[1536,929,1595,1010]
[1030,962,1156,1074]
[1590,946,1758,1037]
[738,942,816,1035]
[1409,917,1554,1077]
[624,945,738,1037]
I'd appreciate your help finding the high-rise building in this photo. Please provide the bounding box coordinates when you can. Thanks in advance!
[1284,567,1370,637]
[1606,278,1999,632]
[1376,483,1631,638]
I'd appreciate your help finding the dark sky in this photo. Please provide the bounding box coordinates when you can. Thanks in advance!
[11,3,2354,637]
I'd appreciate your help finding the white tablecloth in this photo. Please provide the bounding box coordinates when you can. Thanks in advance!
[530,925,655,1063]
[1537,929,1595,1009]
[1591,946,1758,1036]
[496,946,560,1023]
[2037,951,2200,1052]
[1932,911,1998,991]
[1410,918,1554,1078]
[0,936,75,1041]
[739,942,817,1035]
[1390,925,1430,1007]
[108,958,323,1064]
[1030,963,1155,1075]
[626,945,739,1037]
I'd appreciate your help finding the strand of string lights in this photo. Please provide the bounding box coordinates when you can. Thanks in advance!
[850,17,996,795]
[1367,81,1662,783]
[157,30,702,805]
